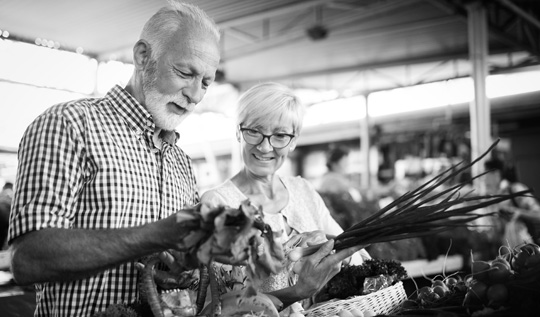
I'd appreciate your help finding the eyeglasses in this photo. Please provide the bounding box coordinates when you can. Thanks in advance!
[239,127,295,149]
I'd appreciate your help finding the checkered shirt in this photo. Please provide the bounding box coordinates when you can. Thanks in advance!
[8,85,200,316]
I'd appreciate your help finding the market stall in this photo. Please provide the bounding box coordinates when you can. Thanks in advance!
[71,141,536,317]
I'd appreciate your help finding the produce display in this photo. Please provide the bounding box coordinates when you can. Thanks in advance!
[94,140,536,317]
[401,242,540,316]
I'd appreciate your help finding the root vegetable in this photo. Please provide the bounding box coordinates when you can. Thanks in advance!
[445,277,458,288]
[471,260,491,282]
[512,251,529,272]
[525,253,540,268]
[488,261,512,283]
[466,281,488,304]
[486,284,508,305]
[433,285,449,297]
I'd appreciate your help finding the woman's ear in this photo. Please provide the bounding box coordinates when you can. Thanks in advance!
[289,139,297,152]
[235,129,241,142]
[133,40,151,70]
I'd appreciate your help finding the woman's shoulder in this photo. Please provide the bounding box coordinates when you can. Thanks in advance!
[281,176,323,204]
[201,180,245,208]
[281,175,316,191]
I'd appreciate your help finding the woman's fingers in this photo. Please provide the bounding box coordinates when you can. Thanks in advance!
[311,240,335,263]
[324,244,363,265]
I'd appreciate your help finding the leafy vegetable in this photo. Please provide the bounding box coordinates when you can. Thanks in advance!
[314,259,407,302]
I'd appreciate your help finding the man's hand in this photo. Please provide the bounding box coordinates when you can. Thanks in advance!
[169,208,209,252]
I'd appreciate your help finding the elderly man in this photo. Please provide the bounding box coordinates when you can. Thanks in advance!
[8,2,220,316]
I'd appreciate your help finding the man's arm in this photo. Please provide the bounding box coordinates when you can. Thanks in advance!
[10,212,196,285]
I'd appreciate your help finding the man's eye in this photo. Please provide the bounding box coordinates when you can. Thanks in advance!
[175,69,190,77]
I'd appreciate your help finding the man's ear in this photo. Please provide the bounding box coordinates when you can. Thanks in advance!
[133,40,151,70]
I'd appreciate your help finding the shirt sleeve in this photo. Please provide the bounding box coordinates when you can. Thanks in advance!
[9,110,86,243]
[302,178,372,263]
[304,178,344,236]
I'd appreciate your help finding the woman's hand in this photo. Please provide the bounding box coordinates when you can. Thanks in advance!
[291,240,362,297]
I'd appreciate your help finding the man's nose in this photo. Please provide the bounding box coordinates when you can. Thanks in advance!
[183,81,204,105]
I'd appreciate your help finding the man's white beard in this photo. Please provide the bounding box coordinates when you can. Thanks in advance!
[142,61,187,131]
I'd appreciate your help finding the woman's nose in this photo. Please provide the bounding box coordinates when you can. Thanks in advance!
[257,136,273,152]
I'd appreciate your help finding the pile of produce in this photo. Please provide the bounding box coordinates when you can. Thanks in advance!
[401,242,540,316]
[94,200,286,317]
[314,259,408,303]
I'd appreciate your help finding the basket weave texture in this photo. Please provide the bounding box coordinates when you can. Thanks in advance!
[304,281,406,317]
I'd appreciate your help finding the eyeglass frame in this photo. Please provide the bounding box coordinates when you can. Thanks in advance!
[238,126,296,149]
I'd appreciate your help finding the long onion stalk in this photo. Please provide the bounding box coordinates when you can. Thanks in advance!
[303,139,533,255]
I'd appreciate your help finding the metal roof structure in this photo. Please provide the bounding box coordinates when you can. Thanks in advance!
[1,0,539,95]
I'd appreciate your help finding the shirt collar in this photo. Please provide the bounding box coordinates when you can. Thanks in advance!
[105,85,179,145]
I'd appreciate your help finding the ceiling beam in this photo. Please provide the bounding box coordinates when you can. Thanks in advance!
[222,0,425,61]
[429,0,539,54]
[496,0,540,30]
[226,27,260,43]
[215,0,332,29]
[232,47,525,86]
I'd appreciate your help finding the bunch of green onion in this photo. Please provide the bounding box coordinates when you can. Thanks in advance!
[297,139,533,257]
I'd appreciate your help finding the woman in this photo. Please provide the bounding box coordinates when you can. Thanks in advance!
[201,82,369,313]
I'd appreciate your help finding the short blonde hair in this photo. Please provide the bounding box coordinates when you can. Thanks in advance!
[140,1,220,60]
[236,82,305,134]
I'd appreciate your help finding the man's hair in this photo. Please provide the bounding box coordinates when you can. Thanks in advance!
[140,1,220,60]
[236,82,305,135]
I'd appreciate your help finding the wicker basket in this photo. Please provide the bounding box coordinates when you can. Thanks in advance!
[303,281,407,317]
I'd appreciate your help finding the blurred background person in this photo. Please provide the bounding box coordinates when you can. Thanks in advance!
[318,145,362,203]
[485,158,540,247]
[316,145,364,230]
[0,182,13,250]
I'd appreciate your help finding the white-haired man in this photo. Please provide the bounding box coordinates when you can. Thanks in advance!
[8,2,220,315]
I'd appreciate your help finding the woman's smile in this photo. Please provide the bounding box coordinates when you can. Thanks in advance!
[253,154,274,162]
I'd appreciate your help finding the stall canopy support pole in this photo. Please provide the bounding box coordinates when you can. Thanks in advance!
[361,98,370,190]
[467,2,491,189]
